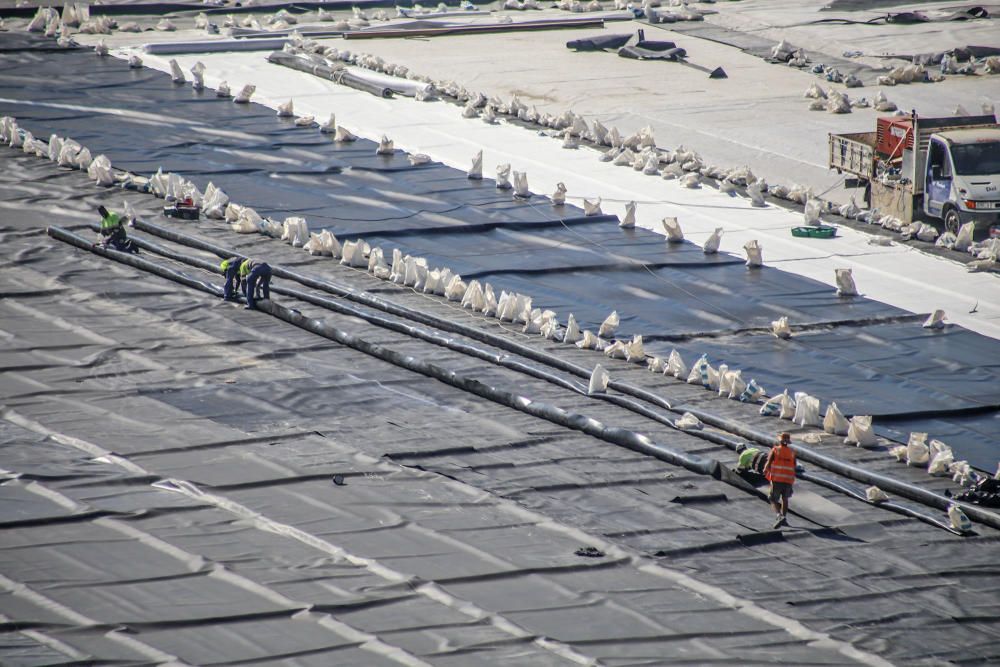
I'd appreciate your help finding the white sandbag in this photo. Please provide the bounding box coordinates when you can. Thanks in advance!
[844,415,878,447]
[759,390,785,416]
[230,209,262,234]
[276,99,294,117]
[552,182,567,206]
[188,61,206,91]
[303,232,330,256]
[723,369,746,399]
[464,149,483,180]
[319,114,337,133]
[686,354,707,385]
[496,163,512,189]
[680,173,701,189]
[541,316,560,340]
[561,130,579,149]
[823,402,849,436]
[389,249,404,283]
[402,256,427,287]
[779,390,796,420]
[376,135,394,155]
[233,84,256,104]
[514,293,533,324]
[647,356,666,373]
[666,349,687,379]
[642,154,660,175]
[793,392,821,426]
[703,227,723,254]
[661,216,683,242]
[87,154,114,186]
[744,239,763,267]
[675,412,702,430]
[604,341,627,360]
[866,486,889,503]
[954,221,975,252]
[598,311,619,338]
[47,134,63,162]
[624,335,644,363]
[564,313,582,344]
[444,275,467,301]
[928,444,954,476]
[461,280,484,310]
[583,198,602,216]
[873,90,897,112]
[512,170,530,198]
[803,82,826,100]
[921,309,946,329]
[906,432,929,467]
[716,364,732,396]
[771,316,791,339]
[838,197,860,219]
[619,201,636,229]
[202,183,230,219]
[168,59,185,84]
[588,364,609,394]
[613,149,636,167]
[576,330,599,350]
[342,239,369,268]
[835,268,858,296]
[57,141,80,168]
[804,198,822,225]
[948,505,972,532]
[408,153,431,166]
[738,379,765,403]
[495,291,517,321]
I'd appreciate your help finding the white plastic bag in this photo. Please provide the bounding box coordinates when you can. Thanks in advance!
[823,402,849,436]
[845,415,877,447]
[779,391,796,420]
[759,389,786,416]
[686,354,709,385]
[169,59,185,84]
[661,216,683,242]
[376,135,394,155]
[738,379,764,403]
[444,275,467,301]
[666,349,687,379]
[495,163,512,189]
[624,335,645,363]
[576,330,599,350]
[564,313,583,344]
[277,99,294,117]
[202,183,230,219]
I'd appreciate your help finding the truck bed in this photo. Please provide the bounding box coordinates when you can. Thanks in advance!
[828,131,876,180]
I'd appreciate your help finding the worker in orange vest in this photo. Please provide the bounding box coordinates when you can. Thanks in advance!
[763,432,796,529]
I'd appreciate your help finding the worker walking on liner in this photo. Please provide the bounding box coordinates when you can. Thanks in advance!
[220,256,244,302]
[239,258,272,310]
[95,205,137,254]
[763,432,796,529]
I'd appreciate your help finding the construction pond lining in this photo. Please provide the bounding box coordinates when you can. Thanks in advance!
[2,40,999,470]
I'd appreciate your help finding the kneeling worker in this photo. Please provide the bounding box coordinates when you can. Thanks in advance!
[735,443,768,477]
[96,205,138,254]
[220,256,244,302]
[763,432,796,529]
[239,258,272,310]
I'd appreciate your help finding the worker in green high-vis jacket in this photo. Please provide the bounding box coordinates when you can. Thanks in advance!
[219,256,244,302]
[95,205,137,253]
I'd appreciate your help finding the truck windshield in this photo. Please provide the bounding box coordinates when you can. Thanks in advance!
[950,142,1000,176]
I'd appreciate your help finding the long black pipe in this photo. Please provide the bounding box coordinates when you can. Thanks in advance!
[49,225,719,482]
[127,220,1000,532]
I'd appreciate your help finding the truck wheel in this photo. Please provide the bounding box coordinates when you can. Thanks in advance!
[943,207,962,234]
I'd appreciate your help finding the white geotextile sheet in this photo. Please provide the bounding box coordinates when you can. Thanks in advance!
[121,48,1000,341]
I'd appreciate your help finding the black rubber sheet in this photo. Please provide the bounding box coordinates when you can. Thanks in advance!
[3,142,1000,664]
[2,38,999,470]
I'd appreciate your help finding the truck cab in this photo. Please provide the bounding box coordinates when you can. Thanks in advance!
[924,129,1000,233]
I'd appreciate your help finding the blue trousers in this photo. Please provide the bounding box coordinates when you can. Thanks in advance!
[246,264,272,310]
[222,263,241,300]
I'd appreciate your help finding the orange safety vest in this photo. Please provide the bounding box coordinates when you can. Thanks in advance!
[766,445,796,484]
